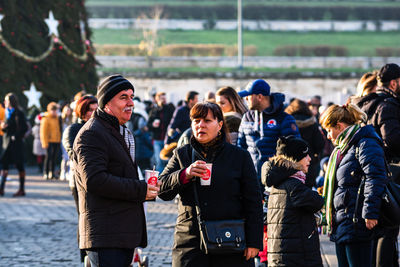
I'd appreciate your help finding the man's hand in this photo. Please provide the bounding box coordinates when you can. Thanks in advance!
[145,181,160,200]
[365,218,378,230]
[243,247,259,261]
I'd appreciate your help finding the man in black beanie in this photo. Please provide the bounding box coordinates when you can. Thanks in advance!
[73,74,160,267]
[356,63,400,267]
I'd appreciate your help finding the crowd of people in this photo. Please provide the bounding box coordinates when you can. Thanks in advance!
[0,63,399,267]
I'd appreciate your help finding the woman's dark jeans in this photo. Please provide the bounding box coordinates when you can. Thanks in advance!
[335,241,373,267]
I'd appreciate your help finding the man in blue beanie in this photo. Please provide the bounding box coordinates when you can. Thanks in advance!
[237,79,300,178]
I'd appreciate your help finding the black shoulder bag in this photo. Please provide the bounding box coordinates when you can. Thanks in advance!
[191,148,246,255]
[353,147,400,228]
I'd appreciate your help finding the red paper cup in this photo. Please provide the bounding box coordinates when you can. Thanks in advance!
[200,163,212,186]
[145,170,159,186]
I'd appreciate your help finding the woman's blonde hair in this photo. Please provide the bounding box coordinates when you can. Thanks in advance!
[356,71,378,97]
[320,103,366,129]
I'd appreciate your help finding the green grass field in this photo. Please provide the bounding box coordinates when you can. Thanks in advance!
[92,29,400,57]
[86,0,400,7]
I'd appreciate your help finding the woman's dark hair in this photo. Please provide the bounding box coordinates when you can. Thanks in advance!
[5,93,19,109]
[216,86,248,115]
[75,95,98,120]
[190,102,230,143]
[285,98,312,117]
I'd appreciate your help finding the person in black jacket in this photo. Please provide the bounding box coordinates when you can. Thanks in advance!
[62,95,98,213]
[147,92,175,172]
[262,135,324,267]
[320,104,387,267]
[159,102,263,267]
[62,94,98,264]
[0,93,28,197]
[73,75,160,267]
[285,99,325,188]
[352,65,400,267]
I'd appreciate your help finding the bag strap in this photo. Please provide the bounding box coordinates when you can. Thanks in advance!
[191,148,203,222]
[191,148,210,254]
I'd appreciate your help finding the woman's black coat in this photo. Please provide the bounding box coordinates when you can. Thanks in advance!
[1,108,27,166]
[262,155,324,267]
[158,141,263,267]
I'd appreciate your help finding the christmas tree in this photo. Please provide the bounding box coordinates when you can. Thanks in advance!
[0,0,98,110]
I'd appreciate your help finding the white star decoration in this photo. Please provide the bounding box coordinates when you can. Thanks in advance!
[0,14,4,31]
[45,11,59,36]
[24,83,42,108]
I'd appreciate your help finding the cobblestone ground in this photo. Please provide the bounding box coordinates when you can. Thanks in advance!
[0,169,176,267]
[1,169,356,267]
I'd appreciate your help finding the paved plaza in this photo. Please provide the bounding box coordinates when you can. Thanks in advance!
[0,169,339,267]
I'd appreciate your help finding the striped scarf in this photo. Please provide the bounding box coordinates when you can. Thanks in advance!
[323,124,360,233]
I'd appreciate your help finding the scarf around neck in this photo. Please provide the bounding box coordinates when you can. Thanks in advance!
[191,133,224,162]
[290,171,306,184]
[323,124,360,234]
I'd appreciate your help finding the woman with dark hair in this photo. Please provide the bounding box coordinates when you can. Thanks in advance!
[158,102,263,267]
[62,94,98,264]
[285,98,325,188]
[216,86,248,145]
[62,95,98,211]
[0,93,28,197]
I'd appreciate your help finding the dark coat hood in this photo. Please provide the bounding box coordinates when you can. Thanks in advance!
[264,92,285,115]
[261,155,302,187]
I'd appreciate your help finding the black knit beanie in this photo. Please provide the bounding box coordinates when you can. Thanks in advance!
[97,75,134,109]
[276,135,309,162]
[378,63,400,84]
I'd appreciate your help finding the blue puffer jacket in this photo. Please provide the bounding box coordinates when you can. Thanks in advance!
[237,93,300,176]
[331,125,387,244]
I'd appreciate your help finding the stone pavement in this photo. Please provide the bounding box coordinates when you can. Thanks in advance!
[0,169,341,267]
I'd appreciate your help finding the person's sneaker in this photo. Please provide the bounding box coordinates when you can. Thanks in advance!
[43,174,49,180]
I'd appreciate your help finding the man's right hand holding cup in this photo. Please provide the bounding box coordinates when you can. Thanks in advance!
[145,181,161,200]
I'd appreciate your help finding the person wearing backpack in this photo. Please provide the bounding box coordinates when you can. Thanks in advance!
[352,64,400,267]
[319,103,387,267]
[0,93,28,197]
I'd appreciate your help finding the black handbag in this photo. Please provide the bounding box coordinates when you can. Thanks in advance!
[191,149,246,255]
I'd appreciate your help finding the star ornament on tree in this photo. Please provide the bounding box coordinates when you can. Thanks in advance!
[45,11,59,36]
[24,83,42,108]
